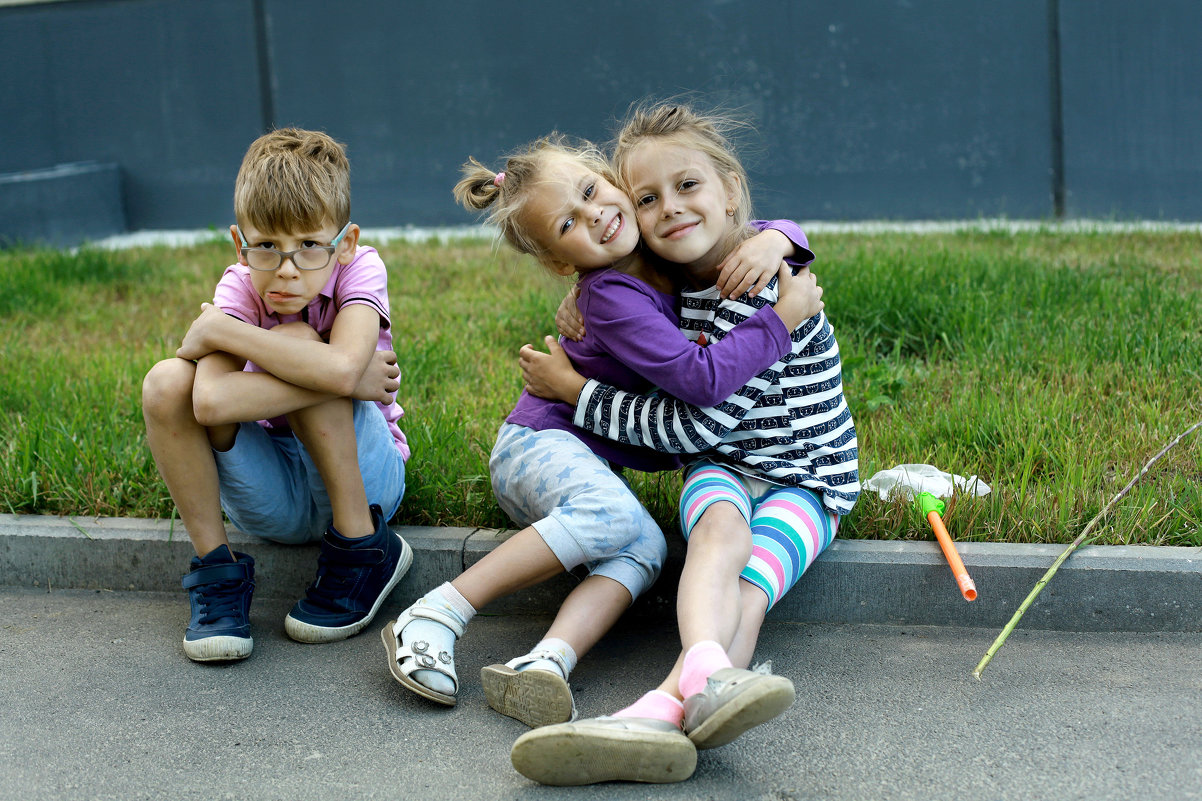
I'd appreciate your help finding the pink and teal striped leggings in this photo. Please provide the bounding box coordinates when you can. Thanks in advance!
[679,461,838,610]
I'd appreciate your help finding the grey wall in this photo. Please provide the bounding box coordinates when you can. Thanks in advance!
[1,0,1199,237]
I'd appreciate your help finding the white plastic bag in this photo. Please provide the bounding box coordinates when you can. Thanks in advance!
[863,463,991,502]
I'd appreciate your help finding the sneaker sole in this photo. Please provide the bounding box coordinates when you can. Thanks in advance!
[687,674,796,750]
[284,535,413,644]
[511,723,696,786]
[480,664,574,728]
[183,634,253,662]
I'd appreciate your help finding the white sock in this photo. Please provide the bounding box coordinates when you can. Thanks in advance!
[508,637,578,680]
[400,582,475,695]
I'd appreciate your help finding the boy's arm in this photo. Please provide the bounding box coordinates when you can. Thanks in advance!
[178,302,380,398]
[191,347,400,427]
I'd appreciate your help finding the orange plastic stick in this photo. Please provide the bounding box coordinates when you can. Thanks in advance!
[927,510,977,601]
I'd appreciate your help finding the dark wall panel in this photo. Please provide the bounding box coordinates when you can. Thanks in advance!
[1059,0,1202,219]
[3,0,1199,230]
[0,0,264,229]
[266,0,1054,226]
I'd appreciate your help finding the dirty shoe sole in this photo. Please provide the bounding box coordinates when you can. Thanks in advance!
[687,674,796,749]
[481,664,573,728]
[511,722,696,786]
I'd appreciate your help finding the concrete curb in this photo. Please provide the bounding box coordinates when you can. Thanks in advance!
[2,513,1199,632]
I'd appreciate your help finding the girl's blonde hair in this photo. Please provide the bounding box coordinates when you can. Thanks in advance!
[234,128,350,234]
[614,101,755,232]
[453,134,617,268]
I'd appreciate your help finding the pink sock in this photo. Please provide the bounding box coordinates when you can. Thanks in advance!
[679,640,732,698]
[613,690,684,727]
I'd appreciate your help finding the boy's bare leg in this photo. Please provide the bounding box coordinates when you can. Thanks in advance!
[141,357,238,558]
[285,394,375,538]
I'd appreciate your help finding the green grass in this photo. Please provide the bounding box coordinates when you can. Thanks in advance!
[1,230,1199,546]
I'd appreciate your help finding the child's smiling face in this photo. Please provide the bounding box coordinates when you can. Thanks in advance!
[520,156,641,275]
[622,139,741,277]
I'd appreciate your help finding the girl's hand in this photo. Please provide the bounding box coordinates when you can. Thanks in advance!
[555,285,586,341]
[353,349,401,403]
[715,229,792,299]
[520,335,587,406]
[773,263,823,330]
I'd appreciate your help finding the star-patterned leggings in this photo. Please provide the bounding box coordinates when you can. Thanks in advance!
[489,423,667,600]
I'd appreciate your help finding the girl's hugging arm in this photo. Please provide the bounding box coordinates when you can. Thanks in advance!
[582,268,800,408]
[573,310,827,454]
[182,302,390,427]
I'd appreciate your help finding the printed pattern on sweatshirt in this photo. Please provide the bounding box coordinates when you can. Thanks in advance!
[573,278,860,516]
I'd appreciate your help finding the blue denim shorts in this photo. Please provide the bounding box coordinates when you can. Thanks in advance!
[214,400,406,544]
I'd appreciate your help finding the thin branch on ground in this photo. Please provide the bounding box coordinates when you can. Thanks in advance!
[972,420,1202,680]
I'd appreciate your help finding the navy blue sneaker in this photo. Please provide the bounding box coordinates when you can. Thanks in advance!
[284,505,412,643]
[181,544,255,662]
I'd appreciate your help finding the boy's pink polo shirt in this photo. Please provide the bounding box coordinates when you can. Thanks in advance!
[212,245,409,461]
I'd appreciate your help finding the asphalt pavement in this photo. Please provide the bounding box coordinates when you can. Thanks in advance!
[1,514,1200,800]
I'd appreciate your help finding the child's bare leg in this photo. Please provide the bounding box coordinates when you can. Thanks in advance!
[286,394,374,538]
[726,581,770,669]
[481,574,632,727]
[453,525,567,608]
[544,574,631,655]
[676,501,752,652]
[142,357,238,557]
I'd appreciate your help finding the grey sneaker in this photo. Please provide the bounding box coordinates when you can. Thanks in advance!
[510,716,696,786]
[683,663,796,749]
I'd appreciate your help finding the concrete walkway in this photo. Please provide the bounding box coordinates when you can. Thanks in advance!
[2,586,1200,801]
[1,514,1200,799]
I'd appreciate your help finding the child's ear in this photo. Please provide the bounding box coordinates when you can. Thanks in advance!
[724,172,742,216]
[229,225,247,264]
[547,258,576,277]
[337,223,360,264]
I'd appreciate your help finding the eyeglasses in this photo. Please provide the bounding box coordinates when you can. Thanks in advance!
[236,222,352,272]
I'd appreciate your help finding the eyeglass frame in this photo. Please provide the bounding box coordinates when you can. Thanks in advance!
[235,221,353,272]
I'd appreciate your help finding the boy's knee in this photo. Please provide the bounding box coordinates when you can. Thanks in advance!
[141,358,195,417]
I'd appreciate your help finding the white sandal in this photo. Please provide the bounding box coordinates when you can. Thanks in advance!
[480,648,577,728]
[380,603,465,706]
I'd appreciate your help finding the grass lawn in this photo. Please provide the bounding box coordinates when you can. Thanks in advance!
[0,229,1198,546]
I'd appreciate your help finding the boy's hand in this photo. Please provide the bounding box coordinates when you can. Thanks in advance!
[774,263,823,330]
[177,302,235,361]
[716,229,792,299]
[520,335,586,406]
[353,349,401,403]
[555,285,586,342]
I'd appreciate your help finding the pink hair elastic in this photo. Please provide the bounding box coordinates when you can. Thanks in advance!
[493,172,506,187]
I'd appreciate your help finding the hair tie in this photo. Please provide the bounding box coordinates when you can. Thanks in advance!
[493,172,506,187]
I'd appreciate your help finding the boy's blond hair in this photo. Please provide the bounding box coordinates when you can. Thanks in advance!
[234,128,351,234]
[452,133,616,268]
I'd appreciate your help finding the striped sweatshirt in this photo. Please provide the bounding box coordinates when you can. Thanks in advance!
[572,278,860,516]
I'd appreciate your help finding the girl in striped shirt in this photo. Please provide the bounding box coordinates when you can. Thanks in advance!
[512,103,860,786]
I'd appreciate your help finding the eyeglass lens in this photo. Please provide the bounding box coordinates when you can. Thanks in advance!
[244,246,333,271]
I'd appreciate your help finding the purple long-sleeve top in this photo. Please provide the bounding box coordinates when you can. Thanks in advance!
[505,220,814,472]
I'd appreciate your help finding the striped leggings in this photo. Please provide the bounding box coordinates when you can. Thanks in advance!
[679,461,838,610]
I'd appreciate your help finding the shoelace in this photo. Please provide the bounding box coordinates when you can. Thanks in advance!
[195,580,246,624]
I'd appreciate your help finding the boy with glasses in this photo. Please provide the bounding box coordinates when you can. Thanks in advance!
[142,128,411,662]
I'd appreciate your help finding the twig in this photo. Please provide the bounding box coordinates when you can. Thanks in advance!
[972,420,1202,680]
